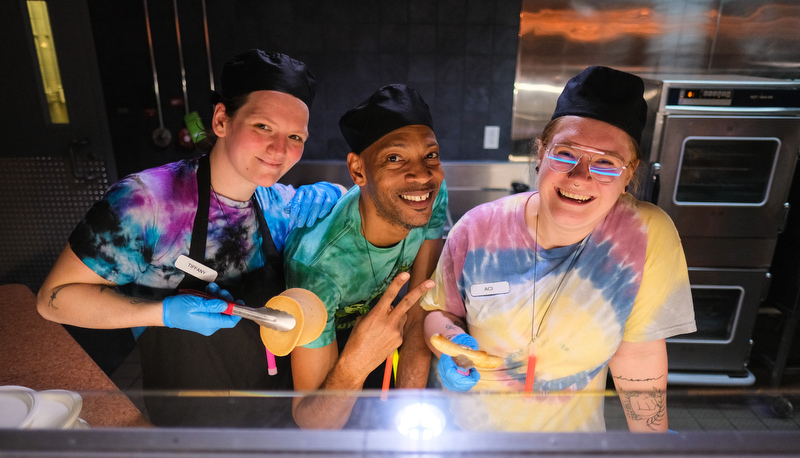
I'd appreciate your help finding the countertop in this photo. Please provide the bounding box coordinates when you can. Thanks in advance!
[0,283,150,428]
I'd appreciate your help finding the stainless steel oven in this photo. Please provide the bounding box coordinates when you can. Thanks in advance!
[638,76,800,385]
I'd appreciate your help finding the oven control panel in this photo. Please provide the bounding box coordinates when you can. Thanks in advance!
[666,87,800,109]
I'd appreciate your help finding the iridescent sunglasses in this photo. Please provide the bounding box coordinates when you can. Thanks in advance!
[545,143,628,183]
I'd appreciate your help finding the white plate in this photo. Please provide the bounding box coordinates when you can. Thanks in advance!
[29,389,82,429]
[71,417,90,429]
[0,386,39,429]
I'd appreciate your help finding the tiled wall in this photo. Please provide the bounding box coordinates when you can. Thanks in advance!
[88,0,522,177]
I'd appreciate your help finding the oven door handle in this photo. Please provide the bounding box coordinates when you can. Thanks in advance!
[648,162,660,205]
[778,203,790,234]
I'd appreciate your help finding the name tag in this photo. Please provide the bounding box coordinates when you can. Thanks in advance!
[175,255,218,283]
[470,281,510,297]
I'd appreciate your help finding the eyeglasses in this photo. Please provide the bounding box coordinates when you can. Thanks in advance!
[545,143,628,183]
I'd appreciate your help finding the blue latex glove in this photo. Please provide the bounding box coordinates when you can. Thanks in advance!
[437,333,481,392]
[205,282,244,305]
[162,291,241,336]
[285,181,342,228]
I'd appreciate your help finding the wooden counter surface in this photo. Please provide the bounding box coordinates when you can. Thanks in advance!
[0,284,151,428]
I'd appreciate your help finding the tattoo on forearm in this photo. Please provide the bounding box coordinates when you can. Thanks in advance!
[97,284,146,304]
[48,285,69,310]
[619,387,666,430]
[444,320,467,339]
[614,374,664,382]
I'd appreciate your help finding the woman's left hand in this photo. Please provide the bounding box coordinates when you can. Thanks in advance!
[286,181,343,228]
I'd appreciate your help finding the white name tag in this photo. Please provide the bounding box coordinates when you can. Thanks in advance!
[175,255,218,283]
[470,281,510,297]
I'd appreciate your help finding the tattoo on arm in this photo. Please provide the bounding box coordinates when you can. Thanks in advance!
[444,320,467,339]
[614,374,664,382]
[619,387,666,430]
[97,284,146,304]
[48,285,69,310]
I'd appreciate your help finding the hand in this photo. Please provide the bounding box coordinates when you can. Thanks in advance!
[339,272,435,379]
[205,282,244,305]
[286,181,342,228]
[162,293,241,336]
[437,333,481,392]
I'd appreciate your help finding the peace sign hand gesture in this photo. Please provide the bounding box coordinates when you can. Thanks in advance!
[339,272,434,378]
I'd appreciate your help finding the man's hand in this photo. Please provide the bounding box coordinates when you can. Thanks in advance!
[338,272,435,378]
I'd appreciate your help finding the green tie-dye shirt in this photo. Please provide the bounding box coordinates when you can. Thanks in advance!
[284,181,448,348]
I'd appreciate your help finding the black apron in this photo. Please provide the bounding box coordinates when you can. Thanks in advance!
[139,155,294,427]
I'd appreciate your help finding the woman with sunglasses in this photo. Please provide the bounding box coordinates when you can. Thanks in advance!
[421,66,696,432]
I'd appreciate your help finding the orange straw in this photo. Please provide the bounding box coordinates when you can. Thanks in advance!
[524,354,537,393]
[380,355,392,400]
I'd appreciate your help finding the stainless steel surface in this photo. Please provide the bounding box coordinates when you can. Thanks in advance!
[668,268,770,378]
[512,0,800,148]
[641,77,800,268]
[230,305,296,332]
[3,428,800,456]
[640,75,800,382]
[280,160,536,224]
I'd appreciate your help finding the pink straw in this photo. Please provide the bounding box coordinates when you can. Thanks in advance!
[266,347,277,376]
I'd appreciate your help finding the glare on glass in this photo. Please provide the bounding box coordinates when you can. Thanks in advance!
[545,143,627,183]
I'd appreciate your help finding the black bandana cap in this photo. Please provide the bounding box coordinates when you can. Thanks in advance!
[552,66,647,145]
[209,49,316,108]
[339,84,434,154]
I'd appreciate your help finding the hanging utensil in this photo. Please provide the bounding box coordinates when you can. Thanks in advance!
[179,289,297,332]
[173,0,206,147]
[142,0,171,148]
[201,0,214,93]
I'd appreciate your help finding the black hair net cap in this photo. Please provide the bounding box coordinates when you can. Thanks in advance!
[552,66,647,145]
[210,49,316,108]
[339,84,434,154]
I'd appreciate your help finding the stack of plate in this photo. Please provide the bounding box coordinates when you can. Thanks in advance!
[0,386,88,429]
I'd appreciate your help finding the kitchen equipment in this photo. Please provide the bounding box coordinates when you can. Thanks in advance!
[179,289,296,332]
[142,0,171,148]
[637,76,800,385]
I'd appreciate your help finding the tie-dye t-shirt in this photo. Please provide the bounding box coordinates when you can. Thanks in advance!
[419,191,696,432]
[284,181,448,348]
[69,157,306,299]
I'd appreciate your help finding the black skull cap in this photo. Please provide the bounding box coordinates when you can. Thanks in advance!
[339,84,434,154]
[552,66,647,145]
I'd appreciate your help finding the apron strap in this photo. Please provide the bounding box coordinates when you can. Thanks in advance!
[177,154,212,291]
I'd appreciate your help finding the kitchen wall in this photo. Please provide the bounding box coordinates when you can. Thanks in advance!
[86,0,522,178]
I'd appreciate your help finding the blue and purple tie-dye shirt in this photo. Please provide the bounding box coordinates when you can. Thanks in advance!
[69,157,302,298]
[420,191,696,431]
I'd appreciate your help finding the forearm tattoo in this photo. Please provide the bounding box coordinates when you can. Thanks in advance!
[444,319,467,339]
[98,284,146,304]
[48,284,69,310]
[619,387,666,430]
[614,375,663,383]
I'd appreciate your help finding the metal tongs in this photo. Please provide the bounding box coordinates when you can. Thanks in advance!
[179,289,296,332]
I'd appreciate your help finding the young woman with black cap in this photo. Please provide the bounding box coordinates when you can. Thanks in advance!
[421,66,697,432]
[36,49,341,426]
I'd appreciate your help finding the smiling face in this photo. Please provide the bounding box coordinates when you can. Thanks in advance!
[348,125,443,245]
[535,116,638,245]
[210,90,309,200]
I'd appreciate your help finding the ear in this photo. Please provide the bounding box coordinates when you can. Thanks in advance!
[623,161,639,193]
[535,139,545,173]
[347,152,367,186]
[211,103,228,138]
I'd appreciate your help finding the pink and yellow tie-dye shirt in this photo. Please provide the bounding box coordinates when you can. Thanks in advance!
[420,192,696,431]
